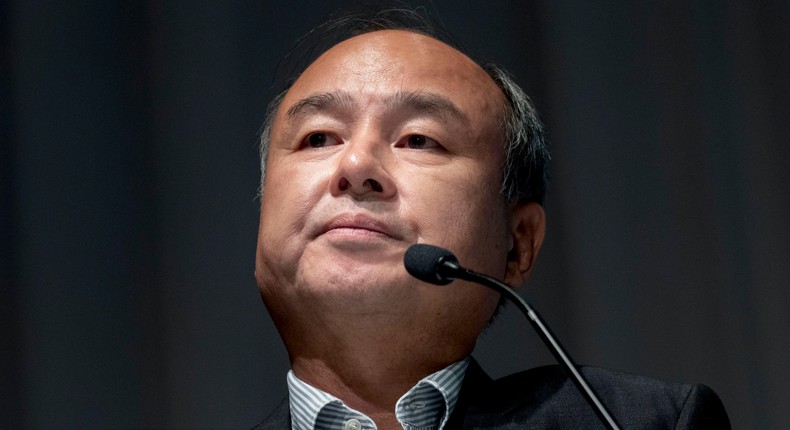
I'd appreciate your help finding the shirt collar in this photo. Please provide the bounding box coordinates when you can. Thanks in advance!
[287,358,469,430]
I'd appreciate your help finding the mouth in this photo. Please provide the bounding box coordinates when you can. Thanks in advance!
[320,213,397,240]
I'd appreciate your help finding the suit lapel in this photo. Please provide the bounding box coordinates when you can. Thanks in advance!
[251,398,290,430]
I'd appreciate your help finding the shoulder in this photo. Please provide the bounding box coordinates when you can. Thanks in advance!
[455,364,730,429]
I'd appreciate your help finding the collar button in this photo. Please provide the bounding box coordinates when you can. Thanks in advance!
[344,418,362,430]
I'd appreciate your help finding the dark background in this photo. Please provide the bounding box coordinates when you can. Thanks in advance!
[3,1,788,428]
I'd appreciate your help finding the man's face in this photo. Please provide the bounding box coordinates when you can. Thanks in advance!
[256,30,517,340]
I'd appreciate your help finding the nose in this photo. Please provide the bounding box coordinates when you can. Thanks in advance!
[329,138,395,199]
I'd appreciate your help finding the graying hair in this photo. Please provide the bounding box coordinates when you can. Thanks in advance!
[257,90,285,198]
[484,64,550,205]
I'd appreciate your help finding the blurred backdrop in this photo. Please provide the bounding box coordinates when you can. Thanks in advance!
[3,1,789,428]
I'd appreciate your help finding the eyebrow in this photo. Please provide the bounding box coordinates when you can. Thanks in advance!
[388,91,468,124]
[284,90,355,122]
[283,90,469,125]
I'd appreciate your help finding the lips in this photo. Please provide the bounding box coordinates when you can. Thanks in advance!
[320,213,397,239]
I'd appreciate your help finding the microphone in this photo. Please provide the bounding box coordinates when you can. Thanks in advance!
[404,244,621,430]
[403,243,460,285]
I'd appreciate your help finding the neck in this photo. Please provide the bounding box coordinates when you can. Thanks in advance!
[284,315,472,426]
[264,276,493,426]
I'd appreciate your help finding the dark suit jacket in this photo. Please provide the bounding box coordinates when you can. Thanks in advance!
[253,360,730,429]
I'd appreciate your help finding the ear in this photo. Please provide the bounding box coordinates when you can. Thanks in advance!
[504,202,546,287]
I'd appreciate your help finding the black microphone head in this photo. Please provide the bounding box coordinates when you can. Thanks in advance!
[404,244,459,285]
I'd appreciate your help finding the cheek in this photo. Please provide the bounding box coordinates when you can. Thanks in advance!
[261,156,327,223]
[257,162,327,268]
[403,166,510,274]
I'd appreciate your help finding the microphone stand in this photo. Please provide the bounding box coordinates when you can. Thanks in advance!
[450,265,621,430]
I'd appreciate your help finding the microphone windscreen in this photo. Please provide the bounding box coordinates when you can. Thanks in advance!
[404,244,456,285]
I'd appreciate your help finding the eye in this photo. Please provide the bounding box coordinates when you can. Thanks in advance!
[301,132,340,148]
[399,134,441,150]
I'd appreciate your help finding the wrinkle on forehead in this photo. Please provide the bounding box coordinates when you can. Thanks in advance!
[283,89,469,127]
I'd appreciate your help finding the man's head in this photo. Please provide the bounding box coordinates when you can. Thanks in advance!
[255,9,547,369]
[259,8,549,206]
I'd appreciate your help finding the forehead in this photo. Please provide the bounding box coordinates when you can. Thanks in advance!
[277,30,504,129]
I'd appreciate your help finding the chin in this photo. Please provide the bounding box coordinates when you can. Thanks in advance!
[302,264,424,310]
[307,265,404,294]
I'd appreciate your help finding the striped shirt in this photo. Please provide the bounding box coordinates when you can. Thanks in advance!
[287,358,469,430]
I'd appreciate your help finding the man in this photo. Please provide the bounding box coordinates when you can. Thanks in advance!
[253,7,729,430]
